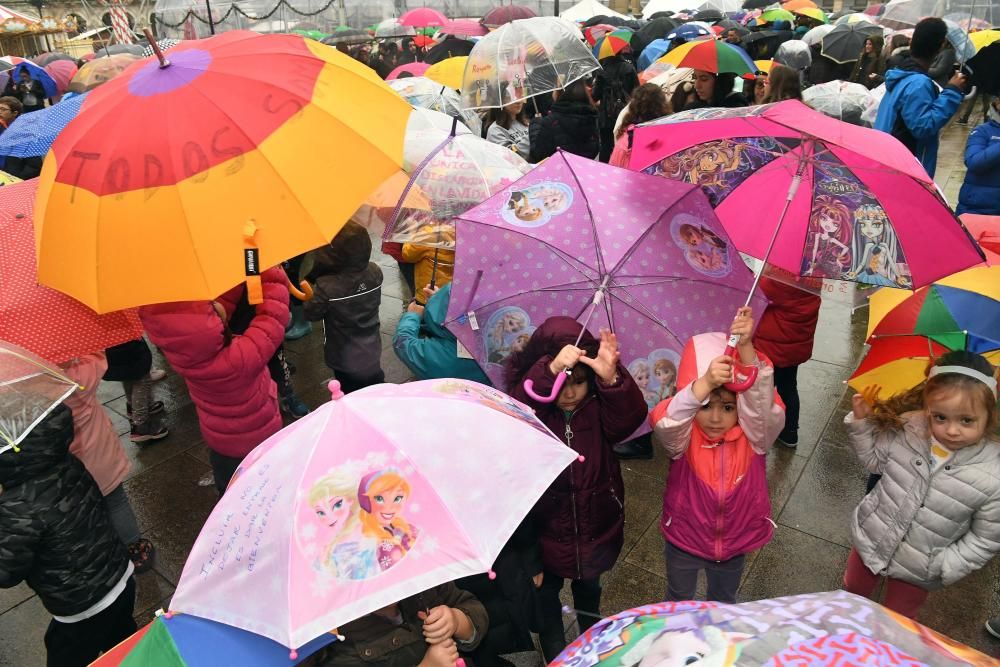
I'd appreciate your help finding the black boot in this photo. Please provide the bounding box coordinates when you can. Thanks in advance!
[613,433,653,460]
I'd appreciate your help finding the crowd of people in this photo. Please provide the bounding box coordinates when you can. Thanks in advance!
[1,10,999,667]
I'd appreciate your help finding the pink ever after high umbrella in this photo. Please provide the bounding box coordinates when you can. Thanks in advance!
[445,149,765,403]
[167,379,576,654]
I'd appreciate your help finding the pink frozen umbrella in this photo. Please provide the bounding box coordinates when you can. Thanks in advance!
[399,7,448,28]
[386,62,430,80]
[168,379,576,653]
[629,100,986,389]
[445,150,765,403]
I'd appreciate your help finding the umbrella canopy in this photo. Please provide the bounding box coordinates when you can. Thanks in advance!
[696,0,745,11]
[481,5,538,28]
[550,591,995,665]
[802,79,872,125]
[0,181,142,366]
[43,59,77,95]
[11,61,57,98]
[593,28,636,60]
[382,131,530,250]
[793,6,828,22]
[969,42,1000,95]
[68,53,141,93]
[658,38,756,77]
[584,23,617,46]
[639,38,673,69]
[782,0,817,9]
[881,0,1000,29]
[0,341,80,452]
[754,58,774,72]
[33,52,75,67]
[169,378,576,649]
[424,56,467,90]
[0,94,85,158]
[388,76,482,134]
[774,39,813,70]
[961,213,1000,264]
[424,36,476,63]
[374,18,415,38]
[743,0,774,8]
[461,17,600,110]
[446,150,765,391]
[821,22,883,64]
[141,38,182,57]
[385,62,429,80]
[694,8,725,21]
[761,7,796,22]
[639,59,678,84]
[667,23,713,41]
[801,23,835,46]
[439,18,488,37]
[648,64,695,91]
[102,44,146,56]
[629,100,985,290]
[835,12,877,24]
[35,32,410,314]
[971,29,1000,51]
[943,18,977,62]
[399,7,447,28]
[291,29,328,41]
[560,0,630,22]
[643,0,700,18]
[320,29,370,45]
[636,17,679,46]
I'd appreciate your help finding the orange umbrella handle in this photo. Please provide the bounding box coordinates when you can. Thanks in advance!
[289,279,313,301]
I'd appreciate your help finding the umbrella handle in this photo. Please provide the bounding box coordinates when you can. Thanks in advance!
[722,334,758,393]
[289,279,313,301]
[523,369,569,403]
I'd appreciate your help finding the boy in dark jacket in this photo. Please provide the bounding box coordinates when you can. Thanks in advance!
[305,221,384,393]
[0,404,137,667]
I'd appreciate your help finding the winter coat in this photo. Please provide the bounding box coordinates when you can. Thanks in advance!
[684,90,747,111]
[139,267,289,459]
[957,119,1000,216]
[2,155,43,180]
[928,47,956,89]
[3,76,45,111]
[509,318,647,579]
[0,404,131,617]
[304,222,383,377]
[752,277,822,369]
[592,57,640,128]
[849,38,885,89]
[845,411,1000,589]
[392,283,491,384]
[485,119,531,159]
[316,582,488,667]
[62,354,130,496]
[401,243,455,298]
[874,57,963,178]
[529,101,600,163]
[103,338,152,382]
[652,332,784,562]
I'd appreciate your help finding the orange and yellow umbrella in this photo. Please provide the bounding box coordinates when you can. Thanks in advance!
[36,31,410,313]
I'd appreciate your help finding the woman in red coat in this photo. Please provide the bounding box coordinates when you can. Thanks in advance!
[751,277,821,448]
[139,267,290,493]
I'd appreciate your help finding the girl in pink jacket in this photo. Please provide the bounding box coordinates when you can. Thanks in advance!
[139,267,290,494]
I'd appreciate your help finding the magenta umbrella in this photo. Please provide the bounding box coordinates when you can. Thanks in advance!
[445,150,765,404]
[387,62,430,80]
[44,59,77,96]
[399,7,448,28]
[440,18,489,36]
[481,4,538,28]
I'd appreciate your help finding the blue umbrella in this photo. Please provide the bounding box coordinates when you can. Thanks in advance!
[639,38,673,69]
[0,93,86,158]
[666,23,711,42]
[12,61,58,99]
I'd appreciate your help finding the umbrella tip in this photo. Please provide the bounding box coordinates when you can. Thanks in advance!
[328,380,345,400]
[577,455,586,463]
[289,649,299,660]
[487,569,497,580]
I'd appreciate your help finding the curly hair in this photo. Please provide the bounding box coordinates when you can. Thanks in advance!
[616,83,671,139]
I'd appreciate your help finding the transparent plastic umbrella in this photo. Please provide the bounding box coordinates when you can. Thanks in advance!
[882,0,1000,28]
[0,341,79,452]
[774,39,812,69]
[375,18,415,38]
[388,76,482,136]
[803,79,873,125]
[801,23,834,46]
[461,17,600,110]
[861,81,886,126]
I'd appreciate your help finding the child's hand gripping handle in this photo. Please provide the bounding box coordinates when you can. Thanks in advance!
[523,369,569,403]
[722,332,758,393]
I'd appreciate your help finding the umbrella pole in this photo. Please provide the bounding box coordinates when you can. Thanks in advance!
[960,0,977,67]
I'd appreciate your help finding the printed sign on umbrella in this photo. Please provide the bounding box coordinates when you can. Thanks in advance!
[169,379,576,651]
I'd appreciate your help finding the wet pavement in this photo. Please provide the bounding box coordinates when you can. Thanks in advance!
[1,120,996,665]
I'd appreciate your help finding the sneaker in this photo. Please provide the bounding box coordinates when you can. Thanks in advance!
[776,431,798,449]
[148,368,167,382]
[126,400,164,419]
[281,394,310,419]
[130,423,169,443]
[127,538,156,574]
[986,617,1000,640]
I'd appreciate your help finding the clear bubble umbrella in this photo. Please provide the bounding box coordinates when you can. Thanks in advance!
[881,0,1000,29]
[388,76,483,135]
[803,79,873,125]
[0,341,79,453]
[461,16,601,110]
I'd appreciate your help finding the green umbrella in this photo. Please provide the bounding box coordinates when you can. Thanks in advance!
[761,8,796,22]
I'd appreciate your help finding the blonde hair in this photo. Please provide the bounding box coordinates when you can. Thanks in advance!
[308,469,361,535]
[359,471,414,541]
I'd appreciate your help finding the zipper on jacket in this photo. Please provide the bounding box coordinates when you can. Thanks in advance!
[715,438,726,562]
[563,410,583,579]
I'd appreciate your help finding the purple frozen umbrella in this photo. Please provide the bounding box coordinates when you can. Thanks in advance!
[445,150,767,409]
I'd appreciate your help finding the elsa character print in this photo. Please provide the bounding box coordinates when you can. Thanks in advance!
[501,182,574,227]
[845,205,911,287]
[486,307,530,363]
[306,470,379,580]
[628,359,659,410]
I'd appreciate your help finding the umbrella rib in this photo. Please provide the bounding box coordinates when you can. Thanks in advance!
[565,158,609,277]
[603,283,686,347]
[443,278,603,324]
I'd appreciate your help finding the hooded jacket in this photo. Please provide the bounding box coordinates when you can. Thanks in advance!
[751,277,822,369]
[392,283,490,384]
[846,411,1000,589]
[652,332,785,562]
[874,56,963,177]
[0,405,131,617]
[139,267,289,458]
[400,243,455,300]
[529,101,600,163]
[508,317,647,579]
[957,118,1000,216]
[849,36,885,89]
[304,222,384,377]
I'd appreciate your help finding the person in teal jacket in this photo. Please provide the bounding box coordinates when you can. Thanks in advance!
[874,17,966,178]
[393,283,491,384]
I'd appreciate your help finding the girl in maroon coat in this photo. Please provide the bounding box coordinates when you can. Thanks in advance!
[507,317,646,662]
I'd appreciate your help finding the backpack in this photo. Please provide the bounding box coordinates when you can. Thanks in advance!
[601,72,629,126]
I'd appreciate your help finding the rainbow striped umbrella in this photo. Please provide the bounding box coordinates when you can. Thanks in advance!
[592,28,634,60]
[658,39,755,77]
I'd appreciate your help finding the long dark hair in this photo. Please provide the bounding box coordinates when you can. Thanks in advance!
[484,101,530,131]
[557,79,595,107]
[617,83,670,139]
[763,64,802,103]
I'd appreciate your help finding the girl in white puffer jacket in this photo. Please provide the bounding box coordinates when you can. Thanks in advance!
[845,351,1000,618]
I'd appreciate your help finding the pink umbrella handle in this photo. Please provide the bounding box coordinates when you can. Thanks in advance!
[722,334,757,393]
[456,660,466,667]
[523,369,569,403]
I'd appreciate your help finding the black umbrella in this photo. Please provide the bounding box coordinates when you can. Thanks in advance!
[321,29,370,46]
[102,44,145,56]
[741,30,795,60]
[820,22,882,65]
[648,11,677,20]
[424,37,474,64]
[635,16,677,50]
[694,8,724,22]
[583,14,612,27]
[743,0,773,8]
[717,19,749,35]
[969,42,1000,95]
